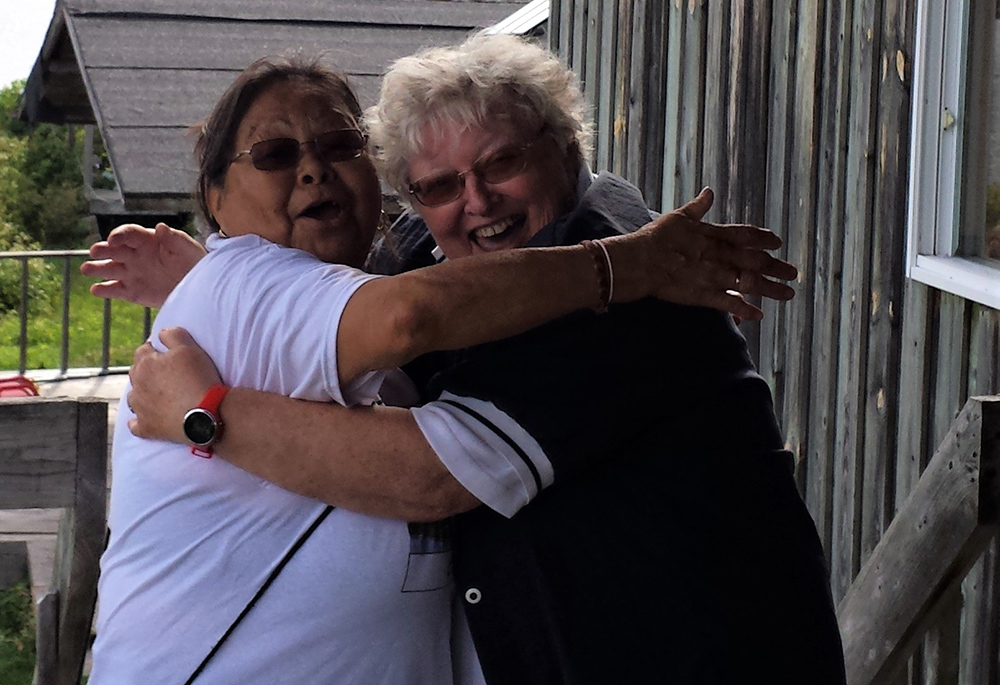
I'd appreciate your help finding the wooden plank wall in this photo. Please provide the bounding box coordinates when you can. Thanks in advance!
[551,0,1000,681]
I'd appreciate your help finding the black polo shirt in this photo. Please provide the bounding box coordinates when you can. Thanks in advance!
[371,174,846,685]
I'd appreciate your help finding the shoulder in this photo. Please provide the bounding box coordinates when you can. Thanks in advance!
[366,212,438,275]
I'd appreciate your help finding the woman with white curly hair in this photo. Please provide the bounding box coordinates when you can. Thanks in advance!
[88,35,843,685]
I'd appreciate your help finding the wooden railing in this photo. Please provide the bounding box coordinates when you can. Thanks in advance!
[837,396,1000,684]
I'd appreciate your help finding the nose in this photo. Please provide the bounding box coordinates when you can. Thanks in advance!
[460,172,496,214]
[297,144,332,185]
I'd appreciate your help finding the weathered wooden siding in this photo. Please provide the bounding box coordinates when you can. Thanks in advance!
[552,0,1000,681]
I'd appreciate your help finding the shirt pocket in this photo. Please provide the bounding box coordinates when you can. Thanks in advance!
[402,520,454,593]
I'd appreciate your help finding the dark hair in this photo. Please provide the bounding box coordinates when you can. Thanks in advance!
[193,55,364,233]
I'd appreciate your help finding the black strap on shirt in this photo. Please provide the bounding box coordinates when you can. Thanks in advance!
[184,505,335,684]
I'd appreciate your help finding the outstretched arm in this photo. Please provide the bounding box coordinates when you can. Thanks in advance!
[127,189,798,520]
[335,187,797,382]
[81,223,206,307]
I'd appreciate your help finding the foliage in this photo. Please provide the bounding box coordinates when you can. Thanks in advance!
[0,132,26,216]
[0,81,90,249]
[0,80,29,137]
[0,583,35,685]
[0,219,59,315]
[0,256,151,370]
[986,183,1000,261]
[987,183,1000,227]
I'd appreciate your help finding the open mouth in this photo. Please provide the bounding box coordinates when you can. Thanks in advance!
[299,200,342,222]
[471,215,524,247]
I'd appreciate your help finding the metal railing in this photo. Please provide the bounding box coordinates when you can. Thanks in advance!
[0,249,152,376]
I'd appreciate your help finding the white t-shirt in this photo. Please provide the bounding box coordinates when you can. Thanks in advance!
[91,234,456,684]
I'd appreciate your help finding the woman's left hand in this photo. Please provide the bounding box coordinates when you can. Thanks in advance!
[127,327,221,443]
[609,187,798,321]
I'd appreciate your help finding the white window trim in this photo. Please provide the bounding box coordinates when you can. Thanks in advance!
[906,0,1000,309]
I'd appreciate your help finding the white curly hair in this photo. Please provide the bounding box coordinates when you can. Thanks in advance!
[365,33,592,203]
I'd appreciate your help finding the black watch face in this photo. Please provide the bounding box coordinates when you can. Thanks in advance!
[184,410,217,446]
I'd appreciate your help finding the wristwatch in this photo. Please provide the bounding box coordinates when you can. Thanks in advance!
[183,384,230,458]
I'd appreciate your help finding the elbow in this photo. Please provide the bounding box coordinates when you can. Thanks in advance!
[405,474,481,523]
[379,294,438,368]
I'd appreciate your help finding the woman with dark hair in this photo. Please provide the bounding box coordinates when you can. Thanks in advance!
[87,53,795,684]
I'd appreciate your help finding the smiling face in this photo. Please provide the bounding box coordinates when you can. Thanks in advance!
[208,81,381,268]
[406,118,578,258]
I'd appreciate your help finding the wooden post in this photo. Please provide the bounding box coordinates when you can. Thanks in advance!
[35,591,59,685]
[0,398,108,685]
[837,396,1000,685]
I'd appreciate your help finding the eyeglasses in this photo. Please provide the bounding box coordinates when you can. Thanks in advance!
[231,129,368,171]
[407,135,543,207]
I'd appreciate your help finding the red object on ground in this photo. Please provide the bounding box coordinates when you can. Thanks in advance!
[0,375,40,398]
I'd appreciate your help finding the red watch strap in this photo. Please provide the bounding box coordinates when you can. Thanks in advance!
[190,384,230,458]
[199,384,231,413]
[191,446,215,459]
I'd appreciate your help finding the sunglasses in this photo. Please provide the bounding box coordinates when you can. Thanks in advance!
[407,135,543,207]
[231,129,368,171]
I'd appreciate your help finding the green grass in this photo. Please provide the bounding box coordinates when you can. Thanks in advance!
[0,583,35,685]
[0,256,152,371]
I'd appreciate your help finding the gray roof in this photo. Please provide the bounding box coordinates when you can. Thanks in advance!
[20,0,528,213]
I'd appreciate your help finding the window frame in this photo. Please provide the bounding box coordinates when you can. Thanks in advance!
[906,0,1000,309]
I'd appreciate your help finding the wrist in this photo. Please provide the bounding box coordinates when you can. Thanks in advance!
[600,234,648,304]
[182,383,230,458]
[580,240,613,313]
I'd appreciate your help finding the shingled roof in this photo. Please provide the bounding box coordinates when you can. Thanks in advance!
[19,0,528,216]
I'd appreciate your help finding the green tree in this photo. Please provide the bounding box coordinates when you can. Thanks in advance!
[0,81,63,314]
[0,80,89,248]
[0,217,58,315]
[0,80,29,137]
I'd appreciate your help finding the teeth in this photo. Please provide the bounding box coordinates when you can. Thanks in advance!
[474,217,517,239]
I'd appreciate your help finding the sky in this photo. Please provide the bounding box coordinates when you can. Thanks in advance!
[0,0,58,90]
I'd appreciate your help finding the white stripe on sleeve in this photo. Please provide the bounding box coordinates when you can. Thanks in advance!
[411,391,554,518]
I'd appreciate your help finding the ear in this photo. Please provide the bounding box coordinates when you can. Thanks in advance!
[563,138,582,177]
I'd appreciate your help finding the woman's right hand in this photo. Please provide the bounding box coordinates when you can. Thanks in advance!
[81,223,206,308]
[127,327,221,443]
[607,187,798,321]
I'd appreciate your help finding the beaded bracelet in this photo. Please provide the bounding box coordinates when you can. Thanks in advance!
[581,239,614,314]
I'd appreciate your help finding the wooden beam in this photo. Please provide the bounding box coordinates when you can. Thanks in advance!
[34,592,59,685]
[56,399,107,685]
[0,400,82,510]
[837,396,1000,685]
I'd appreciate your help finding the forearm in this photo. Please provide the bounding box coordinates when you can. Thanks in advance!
[347,239,649,375]
[214,388,480,521]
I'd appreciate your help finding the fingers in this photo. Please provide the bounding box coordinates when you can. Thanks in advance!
[132,341,158,368]
[80,258,128,281]
[699,222,783,250]
[158,326,197,350]
[718,248,798,283]
[87,240,137,262]
[89,280,128,300]
[105,224,157,249]
[676,187,714,222]
[702,290,764,321]
[155,222,179,248]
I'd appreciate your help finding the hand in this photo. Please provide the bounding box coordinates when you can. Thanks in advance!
[127,327,221,443]
[81,223,206,308]
[612,188,798,321]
